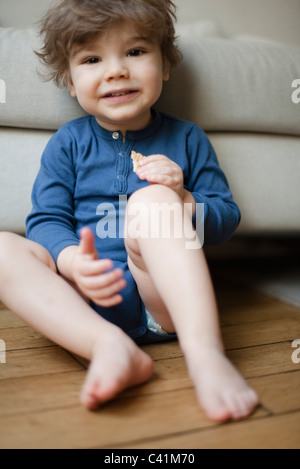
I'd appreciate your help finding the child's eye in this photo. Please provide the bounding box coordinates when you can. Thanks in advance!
[84,57,100,64]
[128,49,145,57]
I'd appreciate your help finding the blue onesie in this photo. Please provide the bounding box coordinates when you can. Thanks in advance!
[26,110,240,344]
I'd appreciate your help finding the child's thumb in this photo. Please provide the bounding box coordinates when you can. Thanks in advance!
[79,227,98,259]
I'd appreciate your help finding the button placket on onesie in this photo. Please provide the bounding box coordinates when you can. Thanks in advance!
[112,131,133,195]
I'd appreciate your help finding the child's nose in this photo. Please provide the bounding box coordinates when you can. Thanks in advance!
[104,59,129,81]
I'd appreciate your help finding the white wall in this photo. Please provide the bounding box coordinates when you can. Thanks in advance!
[0,0,52,27]
[176,0,300,46]
[0,0,299,46]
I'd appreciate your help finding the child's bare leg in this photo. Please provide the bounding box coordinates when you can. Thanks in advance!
[0,232,153,409]
[125,185,258,422]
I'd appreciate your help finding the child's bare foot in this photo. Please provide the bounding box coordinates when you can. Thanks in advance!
[185,345,259,422]
[80,330,154,410]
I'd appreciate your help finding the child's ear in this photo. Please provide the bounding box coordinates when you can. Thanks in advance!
[66,73,77,97]
[163,61,171,82]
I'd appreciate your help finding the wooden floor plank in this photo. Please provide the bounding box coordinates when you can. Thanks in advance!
[0,261,299,449]
[141,340,183,361]
[0,347,84,381]
[0,387,266,449]
[2,343,297,421]
[119,411,300,449]
[1,314,297,363]
[0,326,54,351]
[248,370,300,415]
[222,317,300,350]
[219,298,300,325]
[216,286,277,308]
[227,342,298,378]
[2,295,299,330]
[0,309,27,330]
[141,342,298,402]
[0,371,85,418]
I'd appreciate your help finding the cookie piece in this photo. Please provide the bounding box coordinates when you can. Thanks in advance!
[131,150,144,173]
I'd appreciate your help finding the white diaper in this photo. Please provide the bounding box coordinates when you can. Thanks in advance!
[145,309,168,335]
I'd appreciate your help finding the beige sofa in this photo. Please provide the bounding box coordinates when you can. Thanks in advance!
[0,0,300,238]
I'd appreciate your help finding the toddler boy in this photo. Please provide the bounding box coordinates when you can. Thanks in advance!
[0,0,258,422]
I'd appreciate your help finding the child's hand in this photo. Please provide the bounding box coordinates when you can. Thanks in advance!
[136,154,184,199]
[72,227,126,307]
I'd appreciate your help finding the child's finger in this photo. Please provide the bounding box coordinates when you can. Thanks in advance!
[138,154,166,166]
[93,294,124,308]
[91,281,127,306]
[79,227,98,258]
[90,277,127,300]
[80,268,125,290]
[78,258,114,276]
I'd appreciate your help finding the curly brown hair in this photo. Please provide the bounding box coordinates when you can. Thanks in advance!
[36,0,182,87]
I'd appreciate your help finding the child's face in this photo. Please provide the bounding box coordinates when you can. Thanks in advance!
[68,20,170,135]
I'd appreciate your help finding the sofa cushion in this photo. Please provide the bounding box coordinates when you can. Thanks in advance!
[0,28,87,130]
[208,132,300,233]
[157,36,300,136]
[0,127,54,233]
[1,127,299,235]
[0,27,300,135]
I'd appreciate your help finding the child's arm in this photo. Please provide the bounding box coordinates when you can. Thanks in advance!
[185,127,241,244]
[135,126,240,245]
[57,227,126,307]
[26,127,126,307]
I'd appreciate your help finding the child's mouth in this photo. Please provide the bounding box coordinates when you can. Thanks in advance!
[104,89,137,98]
[106,90,133,97]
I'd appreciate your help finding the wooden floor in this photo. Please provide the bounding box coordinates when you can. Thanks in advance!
[0,261,300,449]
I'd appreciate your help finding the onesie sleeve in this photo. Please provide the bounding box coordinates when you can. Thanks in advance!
[26,126,80,262]
[186,125,241,245]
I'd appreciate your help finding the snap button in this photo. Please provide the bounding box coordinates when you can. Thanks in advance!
[112,132,119,140]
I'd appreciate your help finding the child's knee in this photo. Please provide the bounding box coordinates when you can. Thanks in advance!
[125,185,185,245]
[27,240,57,272]
[0,232,56,272]
[0,232,21,262]
[128,184,181,207]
